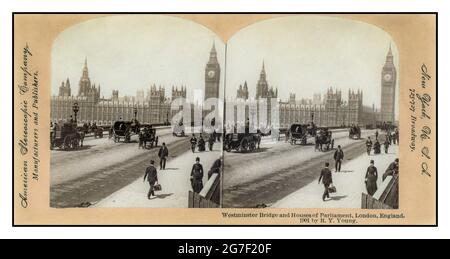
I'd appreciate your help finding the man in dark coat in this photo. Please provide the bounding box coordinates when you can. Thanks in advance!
[318,162,333,201]
[333,145,344,172]
[190,157,204,193]
[158,142,169,170]
[365,160,378,196]
[208,134,215,151]
[190,134,197,153]
[384,137,390,154]
[143,160,158,199]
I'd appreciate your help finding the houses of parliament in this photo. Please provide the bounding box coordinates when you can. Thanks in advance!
[233,46,397,128]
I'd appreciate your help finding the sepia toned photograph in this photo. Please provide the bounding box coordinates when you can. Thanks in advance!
[49,15,224,208]
[222,16,399,209]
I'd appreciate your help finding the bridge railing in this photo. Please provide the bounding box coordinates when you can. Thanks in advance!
[188,173,221,208]
[361,175,399,209]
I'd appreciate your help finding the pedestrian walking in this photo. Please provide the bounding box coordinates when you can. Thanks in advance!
[190,157,204,193]
[143,160,158,199]
[365,160,378,196]
[208,134,215,151]
[158,142,169,170]
[333,145,344,172]
[394,128,399,145]
[198,135,206,152]
[375,130,379,140]
[366,137,373,155]
[318,162,333,201]
[190,134,197,153]
[374,139,381,154]
[384,137,390,154]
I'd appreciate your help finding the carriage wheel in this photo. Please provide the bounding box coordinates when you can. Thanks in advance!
[73,138,80,149]
[301,136,307,145]
[63,136,71,150]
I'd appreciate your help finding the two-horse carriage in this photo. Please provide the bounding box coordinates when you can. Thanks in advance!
[287,123,317,145]
[315,128,334,151]
[51,122,84,150]
[224,132,261,152]
[81,123,104,138]
[349,125,361,139]
[139,126,159,149]
[111,120,140,143]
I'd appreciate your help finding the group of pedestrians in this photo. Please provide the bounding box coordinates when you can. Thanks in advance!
[190,133,219,153]
[366,129,399,156]
[143,141,222,199]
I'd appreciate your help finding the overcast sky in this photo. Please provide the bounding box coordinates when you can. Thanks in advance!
[52,15,399,116]
[226,15,399,114]
[52,15,225,101]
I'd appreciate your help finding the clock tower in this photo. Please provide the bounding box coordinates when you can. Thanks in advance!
[205,42,221,101]
[380,45,397,123]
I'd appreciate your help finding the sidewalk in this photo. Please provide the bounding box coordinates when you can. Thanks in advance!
[94,144,222,208]
[272,144,399,208]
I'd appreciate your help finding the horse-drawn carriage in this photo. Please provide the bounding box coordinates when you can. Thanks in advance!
[349,125,361,139]
[139,126,159,148]
[172,120,186,137]
[315,128,334,151]
[287,123,317,145]
[51,122,84,150]
[111,120,140,143]
[224,132,261,152]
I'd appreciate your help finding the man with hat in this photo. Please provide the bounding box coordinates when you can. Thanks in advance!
[143,160,158,199]
[383,158,399,181]
[318,162,333,201]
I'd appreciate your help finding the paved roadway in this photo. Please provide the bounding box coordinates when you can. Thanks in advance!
[222,129,377,208]
[50,128,192,207]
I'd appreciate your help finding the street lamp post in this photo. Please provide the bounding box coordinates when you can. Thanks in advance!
[133,107,138,122]
[72,102,79,124]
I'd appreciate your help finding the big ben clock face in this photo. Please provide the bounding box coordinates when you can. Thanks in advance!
[384,73,392,82]
[208,70,215,78]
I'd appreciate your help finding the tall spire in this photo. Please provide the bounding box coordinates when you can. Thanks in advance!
[208,41,218,63]
[260,60,266,77]
[211,40,216,53]
[82,57,89,77]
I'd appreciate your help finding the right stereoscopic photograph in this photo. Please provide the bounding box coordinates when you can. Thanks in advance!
[222,15,399,209]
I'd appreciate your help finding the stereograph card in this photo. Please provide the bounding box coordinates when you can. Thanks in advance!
[13,13,437,225]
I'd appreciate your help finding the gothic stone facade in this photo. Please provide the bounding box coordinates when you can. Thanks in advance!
[51,59,187,125]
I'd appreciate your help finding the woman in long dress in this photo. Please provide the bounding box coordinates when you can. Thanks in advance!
[365,160,378,196]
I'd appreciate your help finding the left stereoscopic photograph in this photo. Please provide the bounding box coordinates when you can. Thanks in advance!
[50,15,224,208]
